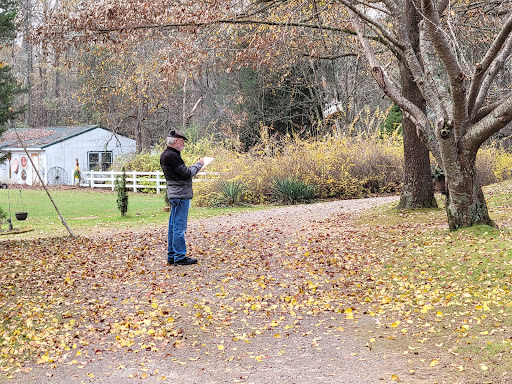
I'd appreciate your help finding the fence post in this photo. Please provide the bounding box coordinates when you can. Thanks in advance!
[156,172,160,194]
[111,170,115,191]
[90,170,94,189]
[132,170,137,192]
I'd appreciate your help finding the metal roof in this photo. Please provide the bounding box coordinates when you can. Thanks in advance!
[0,125,105,149]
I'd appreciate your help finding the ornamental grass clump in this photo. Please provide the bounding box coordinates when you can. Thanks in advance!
[215,180,247,206]
[272,176,315,204]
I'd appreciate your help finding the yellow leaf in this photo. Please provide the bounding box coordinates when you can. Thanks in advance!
[274,334,282,339]
[390,320,400,328]
[457,366,464,372]
[430,359,440,367]
[217,344,225,351]
[480,364,489,371]
[391,374,399,381]
[420,305,431,314]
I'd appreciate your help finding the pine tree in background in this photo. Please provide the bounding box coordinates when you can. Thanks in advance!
[0,0,25,144]
[379,104,403,136]
[115,167,129,216]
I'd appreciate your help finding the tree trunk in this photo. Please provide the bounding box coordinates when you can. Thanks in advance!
[445,157,495,231]
[396,0,436,209]
[398,113,437,209]
[135,104,143,153]
[23,0,33,126]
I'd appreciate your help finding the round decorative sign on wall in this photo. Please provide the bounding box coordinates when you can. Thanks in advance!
[21,156,27,167]
[21,169,27,180]
[11,158,19,174]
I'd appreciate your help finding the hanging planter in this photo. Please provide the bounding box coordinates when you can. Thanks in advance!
[14,190,28,221]
[15,211,28,221]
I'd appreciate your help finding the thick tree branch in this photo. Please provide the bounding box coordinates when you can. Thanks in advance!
[348,9,440,161]
[463,96,512,151]
[467,15,512,117]
[397,7,446,124]
[472,37,512,121]
[473,92,512,121]
[421,0,468,131]
[337,0,404,50]
[418,21,450,118]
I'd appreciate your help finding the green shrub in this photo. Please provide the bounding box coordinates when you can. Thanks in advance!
[115,167,129,216]
[214,180,247,206]
[0,206,7,228]
[379,104,402,135]
[272,176,315,204]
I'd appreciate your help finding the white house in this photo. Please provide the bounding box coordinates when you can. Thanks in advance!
[0,125,136,186]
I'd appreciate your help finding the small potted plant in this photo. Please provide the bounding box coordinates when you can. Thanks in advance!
[432,166,446,194]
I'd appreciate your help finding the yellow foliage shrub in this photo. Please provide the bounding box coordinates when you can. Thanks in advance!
[117,133,512,208]
[192,135,404,206]
[489,148,512,182]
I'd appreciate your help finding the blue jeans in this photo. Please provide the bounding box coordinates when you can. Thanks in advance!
[167,198,190,263]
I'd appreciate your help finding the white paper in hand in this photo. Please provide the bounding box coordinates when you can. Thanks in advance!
[202,157,215,168]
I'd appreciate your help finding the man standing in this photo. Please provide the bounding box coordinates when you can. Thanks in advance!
[160,130,204,266]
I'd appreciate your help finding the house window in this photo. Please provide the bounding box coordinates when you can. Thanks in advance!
[88,151,113,171]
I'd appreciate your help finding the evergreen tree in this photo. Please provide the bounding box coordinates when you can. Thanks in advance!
[380,104,402,136]
[0,0,25,151]
[115,167,129,216]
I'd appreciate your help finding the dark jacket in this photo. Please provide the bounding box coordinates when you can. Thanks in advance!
[160,147,203,199]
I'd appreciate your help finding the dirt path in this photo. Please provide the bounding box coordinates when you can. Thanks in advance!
[6,195,429,384]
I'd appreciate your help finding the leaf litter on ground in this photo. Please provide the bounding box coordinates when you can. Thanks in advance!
[1,183,512,383]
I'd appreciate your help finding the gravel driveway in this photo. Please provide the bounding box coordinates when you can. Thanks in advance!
[9,195,429,384]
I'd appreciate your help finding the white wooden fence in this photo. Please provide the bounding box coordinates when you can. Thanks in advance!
[79,170,215,193]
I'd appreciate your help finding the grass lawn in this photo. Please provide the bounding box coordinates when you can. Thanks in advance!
[0,187,262,238]
[353,179,512,383]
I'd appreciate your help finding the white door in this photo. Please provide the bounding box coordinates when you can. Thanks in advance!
[31,153,39,185]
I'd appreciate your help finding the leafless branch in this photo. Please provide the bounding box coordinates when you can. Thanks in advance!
[467,14,512,118]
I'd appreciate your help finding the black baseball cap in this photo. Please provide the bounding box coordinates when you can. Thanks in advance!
[168,130,188,141]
